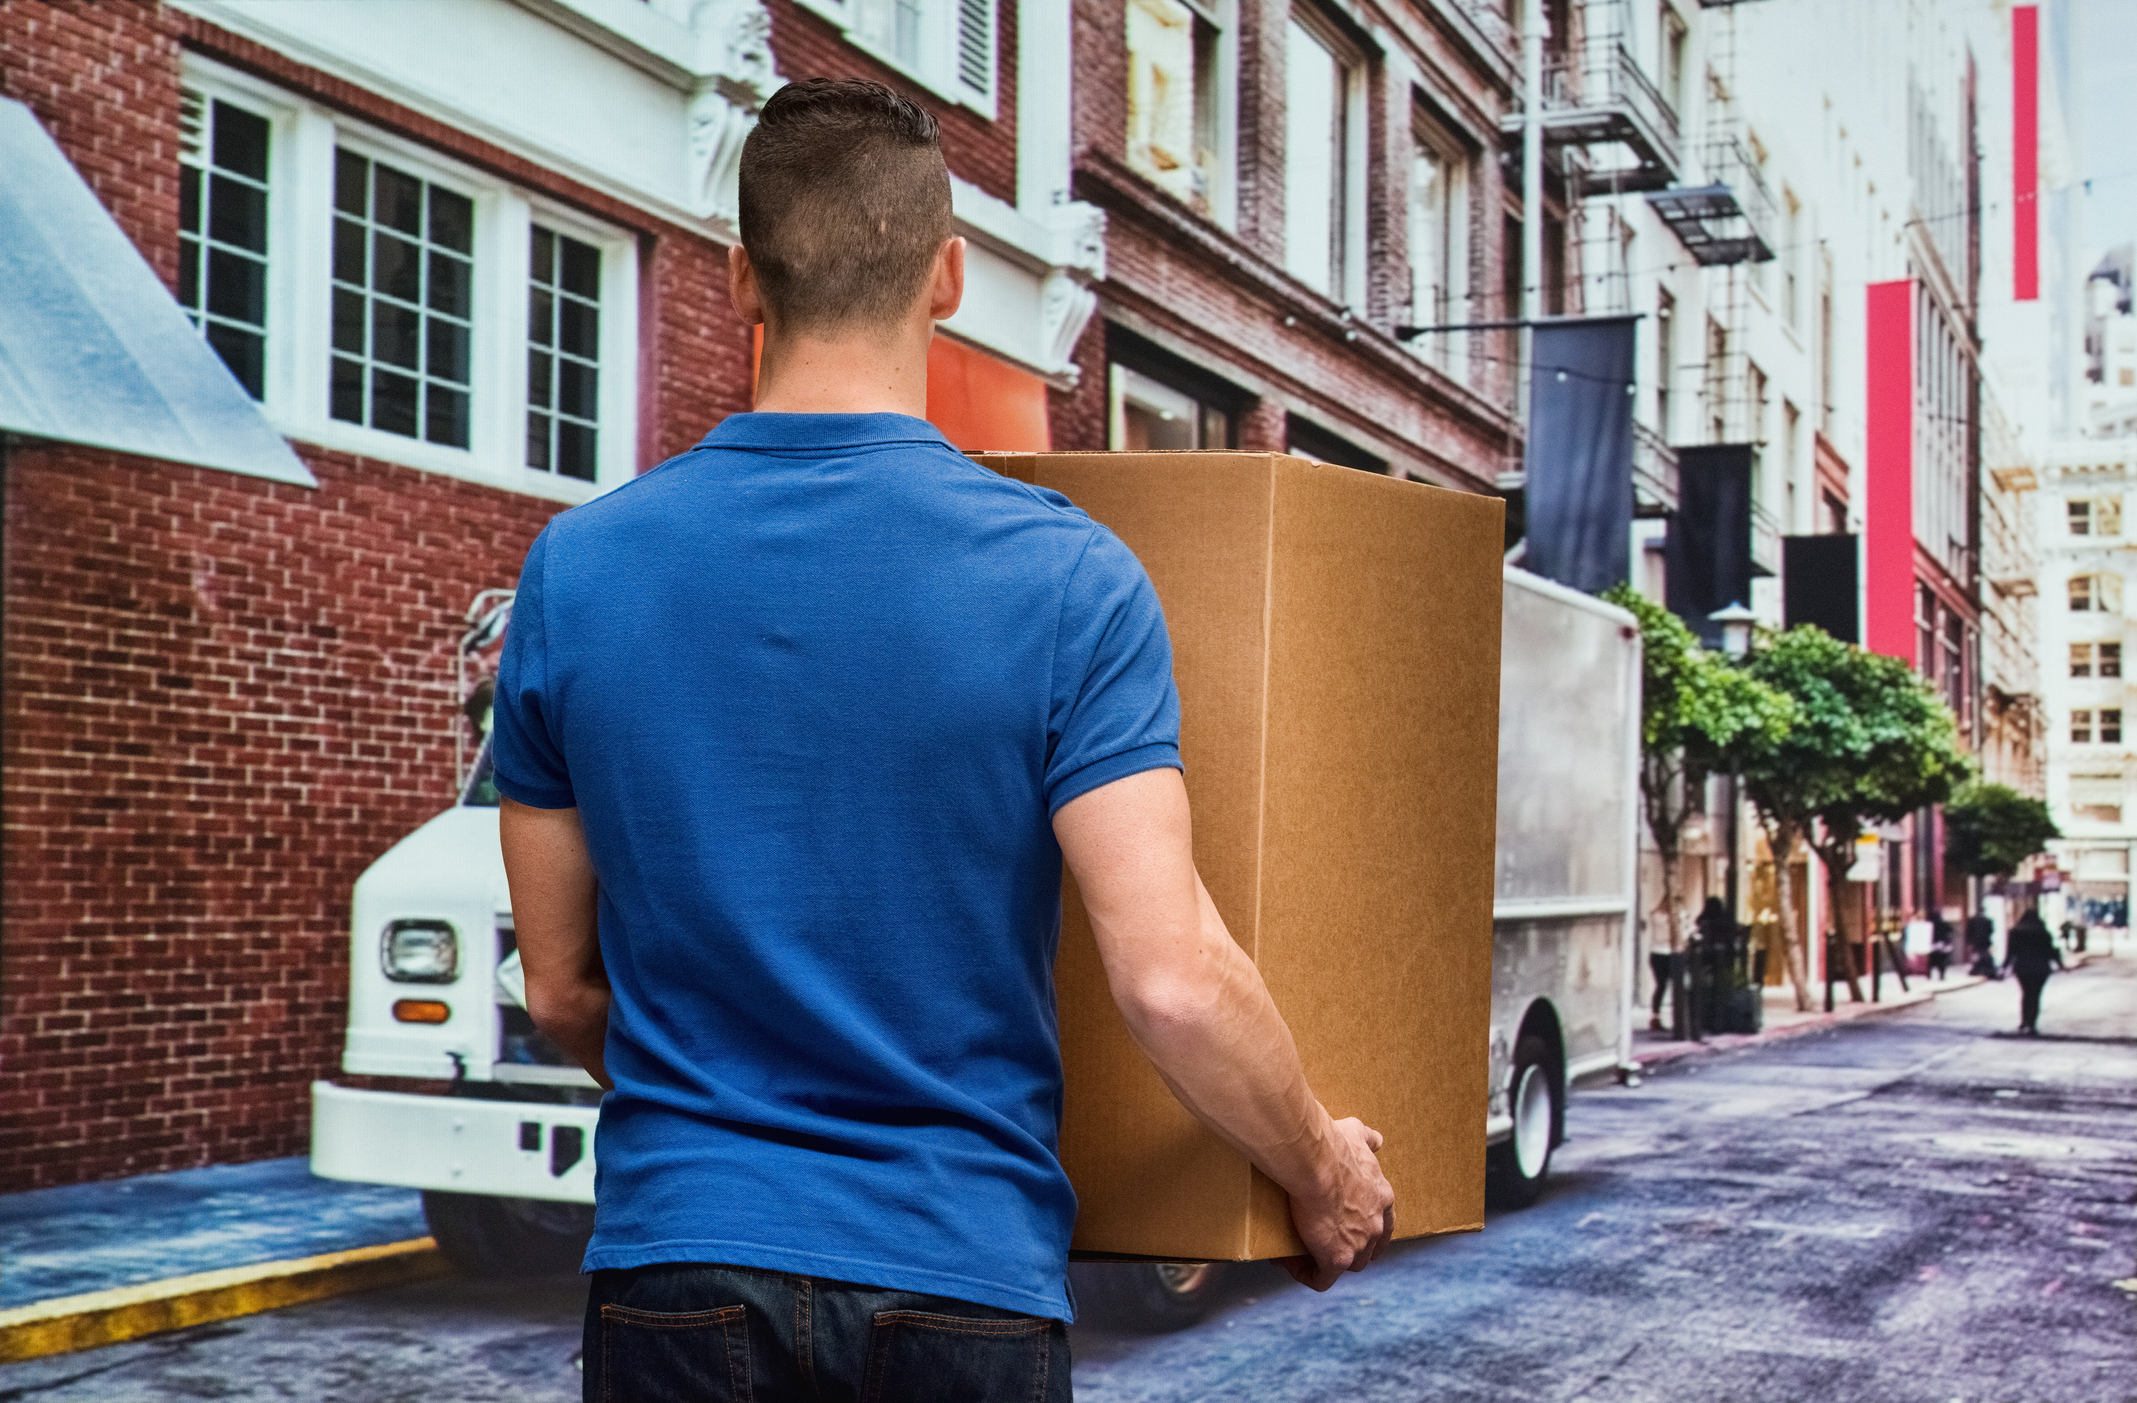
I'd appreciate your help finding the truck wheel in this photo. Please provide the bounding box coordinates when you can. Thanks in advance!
[1070,1262,1223,1332]
[421,1190,594,1277]
[1486,1034,1559,1209]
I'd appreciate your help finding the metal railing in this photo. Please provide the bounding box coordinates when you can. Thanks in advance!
[1633,420,1678,516]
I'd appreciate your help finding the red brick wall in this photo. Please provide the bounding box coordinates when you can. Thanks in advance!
[0,0,756,1190]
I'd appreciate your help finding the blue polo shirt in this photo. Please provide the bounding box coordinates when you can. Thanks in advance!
[492,412,1180,1318]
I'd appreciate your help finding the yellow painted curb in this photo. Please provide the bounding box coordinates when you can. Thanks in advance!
[0,1237,449,1364]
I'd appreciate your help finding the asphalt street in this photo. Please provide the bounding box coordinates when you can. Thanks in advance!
[2,956,2129,1403]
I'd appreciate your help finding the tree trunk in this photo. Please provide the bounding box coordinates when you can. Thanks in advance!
[1815,840,1869,1004]
[1769,821,1812,1012]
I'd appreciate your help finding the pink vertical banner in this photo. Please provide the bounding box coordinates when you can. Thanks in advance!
[1864,280,1915,663]
[2014,5,2040,301]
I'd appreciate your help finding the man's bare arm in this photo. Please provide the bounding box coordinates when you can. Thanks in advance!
[1052,767,1394,1289]
[499,797,613,1090]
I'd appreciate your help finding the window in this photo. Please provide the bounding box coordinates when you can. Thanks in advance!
[2071,496,2123,537]
[1654,288,1675,440]
[2073,642,2094,677]
[1125,0,1228,218]
[837,0,997,110]
[2104,643,2122,677]
[1407,106,1470,372]
[2105,709,2124,745]
[527,226,603,481]
[1703,316,1727,441]
[1783,191,1802,326]
[1283,11,1361,301]
[179,90,272,399]
[1782,400,1801,526]
[2074,709,2093,744]
[2069,574,2121,613]
[1660,5,1687,113]
[1823,491,1847,535]
[1286,414,1385,473]
[2072,774,2123,823]
[1108,364,1230,450]
[331,149,475,448]
[1748,360,1769,445]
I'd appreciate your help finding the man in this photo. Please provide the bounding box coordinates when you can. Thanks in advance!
[2002,908,2065,1035]
[494,79,1393,1401]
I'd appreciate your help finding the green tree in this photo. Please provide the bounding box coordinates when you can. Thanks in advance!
[1943,782,2059,885]
[1741,627,1972,1007]
[1603,587,1794,975]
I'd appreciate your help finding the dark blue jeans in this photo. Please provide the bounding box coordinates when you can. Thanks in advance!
[584,1262,1071,1403]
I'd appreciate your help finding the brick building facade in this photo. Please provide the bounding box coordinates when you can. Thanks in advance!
[3,0,1527,1193]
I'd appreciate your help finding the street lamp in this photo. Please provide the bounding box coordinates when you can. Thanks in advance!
[1709,601,1757,660]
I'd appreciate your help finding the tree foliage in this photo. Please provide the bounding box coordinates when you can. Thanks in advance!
[1943,782,2059,879]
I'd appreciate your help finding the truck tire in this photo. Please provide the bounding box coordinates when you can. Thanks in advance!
[1486,1034,1559,1209]
[1070,1261,1223,1332]
[421,1190,594,1278]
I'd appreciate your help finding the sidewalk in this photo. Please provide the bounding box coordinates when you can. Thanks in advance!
[1627,950,2112,1071]
[0,1157,440,1362]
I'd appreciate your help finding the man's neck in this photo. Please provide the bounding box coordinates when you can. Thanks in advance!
[752,321,932,418]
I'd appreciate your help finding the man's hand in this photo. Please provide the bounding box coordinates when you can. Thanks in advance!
[1279,1116,1395,1290]
[1054,767,1396,1289]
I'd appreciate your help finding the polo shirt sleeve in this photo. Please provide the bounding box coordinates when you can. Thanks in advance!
[1044,524,1183,816]
[492,525,577,810]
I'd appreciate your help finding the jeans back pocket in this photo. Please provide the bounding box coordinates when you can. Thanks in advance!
[861,1309,1063,1403]
[598,1301,752,1403]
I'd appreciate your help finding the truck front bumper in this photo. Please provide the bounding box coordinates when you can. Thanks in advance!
[310,1081,599,1204]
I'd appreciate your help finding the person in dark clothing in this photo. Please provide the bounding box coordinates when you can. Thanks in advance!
[2002,910,2065,1034]
[1928,913,1955,980]
[1965,912,1998,979]
[1649,948,1676,1030]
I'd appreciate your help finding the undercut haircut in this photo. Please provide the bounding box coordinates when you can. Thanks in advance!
[738,79,954,335]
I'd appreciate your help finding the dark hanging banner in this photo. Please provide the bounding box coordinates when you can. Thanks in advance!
[1523,316,1637,594]
[1666,443,1756,645]
[1783,533,1861,643]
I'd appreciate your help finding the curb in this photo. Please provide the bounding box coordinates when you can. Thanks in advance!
[1626,960,2065,1072]
[0,1237,448,1364]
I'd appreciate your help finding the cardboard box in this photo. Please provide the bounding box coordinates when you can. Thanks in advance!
[981,452,1504,1261]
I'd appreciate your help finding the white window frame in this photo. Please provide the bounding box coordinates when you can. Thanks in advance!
[790,0,1000,119]
[179,55,638,505]
[1282,5,1368,308]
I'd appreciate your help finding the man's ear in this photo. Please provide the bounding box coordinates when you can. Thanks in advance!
[729,244,766,327]
[928,236,966,323]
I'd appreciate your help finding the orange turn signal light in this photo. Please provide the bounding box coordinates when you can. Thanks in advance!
[392,999,451,1024]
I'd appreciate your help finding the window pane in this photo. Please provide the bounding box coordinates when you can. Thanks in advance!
[528,349,553,410]
[373,301,421,370]
[556,421,598,481]
[1283,20,1341,295]
[205,248,266,325]
[426,318,470,385]
[208,172,267,252]
[334,217,367,285]
[371,367,420,436]
[335,150,369,216]
[330,355,365,423]
[426,384,470,448]
[332,288,367,355]
[211,101,270,181]
[428,251,471,318]
[529,288,555,348]
[180,165,202,236]
[531,227,556,285]
[559,299,599,359]
[373,232,422,304]
[429,186,474,254]
[1125,0,1198,205]
[205,323,265,400]
[527,411,552,471]
[2104,644,2122,678]
[559,239,601,299]
[178,235,201,312]
[375,164,423,234]
[558,360,598,420]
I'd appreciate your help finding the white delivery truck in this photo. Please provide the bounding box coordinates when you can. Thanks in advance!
[312,567,1641,1301]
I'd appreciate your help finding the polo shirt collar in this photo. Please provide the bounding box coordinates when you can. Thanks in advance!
[698,412,952,452]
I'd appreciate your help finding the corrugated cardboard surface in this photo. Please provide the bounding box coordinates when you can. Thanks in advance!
[983,453,1502,1261]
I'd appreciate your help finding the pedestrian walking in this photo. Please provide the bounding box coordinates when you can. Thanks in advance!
[1928,912,1955,981]
[2002,909,2065,1035]
[492,78,1392,1403]
[1965,911,1998,979]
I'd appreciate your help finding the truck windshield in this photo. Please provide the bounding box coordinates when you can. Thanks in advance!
[462,739,500,807]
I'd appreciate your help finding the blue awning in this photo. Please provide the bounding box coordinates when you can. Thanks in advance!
[0,98,314,487]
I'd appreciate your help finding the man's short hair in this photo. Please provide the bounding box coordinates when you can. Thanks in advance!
[739,79,954,334]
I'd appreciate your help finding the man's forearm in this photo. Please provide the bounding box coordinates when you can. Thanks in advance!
[499,797,614,1091]
[529,978,613,1090]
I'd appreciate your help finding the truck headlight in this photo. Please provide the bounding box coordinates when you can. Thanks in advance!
[381,919,458,982]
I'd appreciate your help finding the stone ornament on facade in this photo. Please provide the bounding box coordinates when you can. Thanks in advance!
[683,0,783,224]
